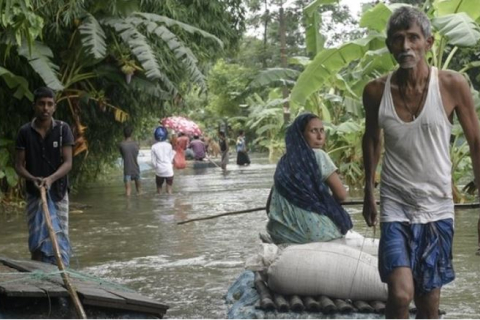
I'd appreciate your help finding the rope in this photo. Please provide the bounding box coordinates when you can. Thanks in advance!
[0,268,135,293]
[347,225,378,299]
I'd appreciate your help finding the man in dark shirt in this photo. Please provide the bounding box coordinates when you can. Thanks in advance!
[189,135,206,160]
[15,87,74,265]
[119,126,141,196]
[218,131,229,171]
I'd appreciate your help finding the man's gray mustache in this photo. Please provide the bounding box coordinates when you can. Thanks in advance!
[398,52,415,59]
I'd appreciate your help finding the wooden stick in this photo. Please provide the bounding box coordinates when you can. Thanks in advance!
[177,200,480,225]
[177,207,266,225]
[40,187,87,319]
[205,156,222,169]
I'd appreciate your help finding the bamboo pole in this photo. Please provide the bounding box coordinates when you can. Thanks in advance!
[177,207,266,225]
[40,187,87,319]
[205,156,222,169]
[177,200,480,225]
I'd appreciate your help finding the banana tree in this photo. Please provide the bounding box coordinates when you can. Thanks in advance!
[324,119,365,188]
[288,0,480,195]
[0,0,237,204]
[244,90,286,162]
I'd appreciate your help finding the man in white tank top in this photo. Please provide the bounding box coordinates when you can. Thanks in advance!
[362,6,480,319]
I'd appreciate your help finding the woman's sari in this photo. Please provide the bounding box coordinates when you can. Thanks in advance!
[267,113,353,244]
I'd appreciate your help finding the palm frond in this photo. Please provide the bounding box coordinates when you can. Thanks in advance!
[0,66,33,100]
[135,12,224,49]
[144,24,206,89]
[17,41,64,91]
[78,13,107,59]
[129,76,172,101]
[248,68,300,89]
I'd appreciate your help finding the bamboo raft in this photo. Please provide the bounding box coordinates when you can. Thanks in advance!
[227,271,445,318]
[0,257,168,319]
[253,271,388,314]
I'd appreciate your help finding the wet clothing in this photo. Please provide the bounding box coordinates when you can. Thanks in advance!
[156,176,174,188]
[16,119,74,202]
[272,113,353,235]
[236,136,246,152]
[236,136,250,165]
[176,136,189,150]
[377,67,455,291]
[267,149,343,244]
[173,136,189,169]
[378,67,453,223]
[220,137,229,168]
[378,219,455,293]
[189,139,206,160]
[27,191,71,266]
[236,151,250,165]
[119,140,140,177]
[123,174,140,183]
[151,141,175,177]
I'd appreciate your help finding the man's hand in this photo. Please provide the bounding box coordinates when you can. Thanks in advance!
[362,195,378,227]
[40,177,54,189]
[33,177,43,189]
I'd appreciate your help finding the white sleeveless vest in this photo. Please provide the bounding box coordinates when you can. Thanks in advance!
[378,67,454,223]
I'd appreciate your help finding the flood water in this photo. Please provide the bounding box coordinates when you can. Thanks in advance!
[1,153,480,319]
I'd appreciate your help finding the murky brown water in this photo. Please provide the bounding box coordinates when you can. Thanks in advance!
[1,153,479,318]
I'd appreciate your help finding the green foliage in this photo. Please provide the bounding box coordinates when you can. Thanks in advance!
[0,138,19,202]
[244,90,286,161]
[0,0,247,204]
[79,14,107,60]
[290,0,480,197]
[324,120,365,188]
[205,59,255,117]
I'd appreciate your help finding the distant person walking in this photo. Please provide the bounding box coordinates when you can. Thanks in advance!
[236,130,250,166]
[14,87,74,266]
[119,126,141,196]
[218,131,229,171]
[173,132,188,169]
[151,126,175,195]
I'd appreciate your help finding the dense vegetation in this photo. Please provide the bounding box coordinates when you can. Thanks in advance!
[2,0,480,207]
[0,0,245,205]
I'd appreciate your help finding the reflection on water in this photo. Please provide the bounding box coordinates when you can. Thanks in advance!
[1,154,479,318]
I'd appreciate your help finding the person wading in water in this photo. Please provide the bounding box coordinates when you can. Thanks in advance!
[362,6,480,319]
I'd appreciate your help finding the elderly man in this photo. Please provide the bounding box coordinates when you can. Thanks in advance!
[362,6,480,319]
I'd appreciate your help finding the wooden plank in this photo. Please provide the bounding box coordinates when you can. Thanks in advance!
[0,258,69,297]
[0,263,68,297]
[0,283,46,297]
[83,298,167,317]
[0,257,59,274]
[1,257,168,314]
[106,289,169,309]
[76,285,127,304]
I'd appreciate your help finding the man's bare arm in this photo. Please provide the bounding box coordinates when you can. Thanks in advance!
[362,80,383,227]
[451,72,480,249]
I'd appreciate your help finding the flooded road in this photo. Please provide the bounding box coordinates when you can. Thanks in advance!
[1,153,480,318]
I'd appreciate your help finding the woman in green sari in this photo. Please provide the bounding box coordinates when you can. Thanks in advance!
[266,113,352,244]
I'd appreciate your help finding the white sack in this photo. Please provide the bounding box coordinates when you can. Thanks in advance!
[330,230,379,256]
[267,242,388,301]
[245,243,279,271]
